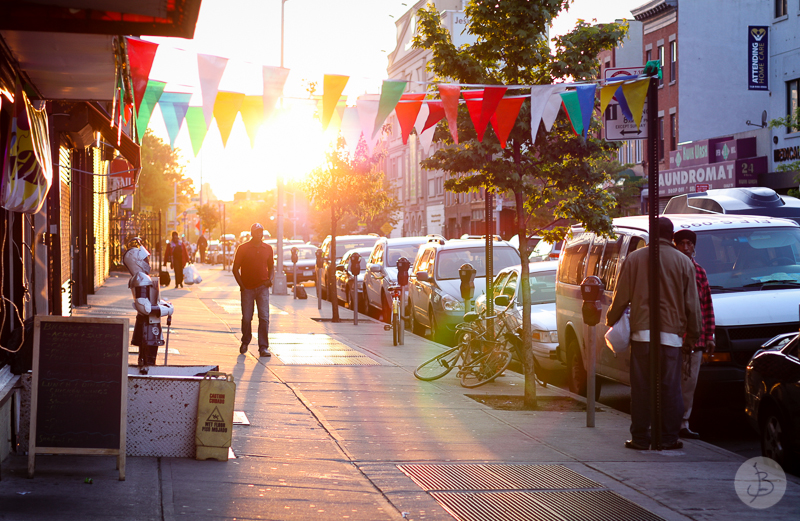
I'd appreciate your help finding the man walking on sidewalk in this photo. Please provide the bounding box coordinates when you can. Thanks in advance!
[673,229,715,439]
[607,217,701,450]
[232,223,274,357]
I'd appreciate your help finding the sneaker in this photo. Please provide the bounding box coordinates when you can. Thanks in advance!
[624,440,649,450]
[239,344,248,354]
[662,440,684,450]
[259,348,271,357]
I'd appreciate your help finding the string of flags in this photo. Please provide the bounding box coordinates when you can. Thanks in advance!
[122,36,658,157]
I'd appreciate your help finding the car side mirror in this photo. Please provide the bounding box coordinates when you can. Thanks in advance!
[416,271,429,282]
[494,295,511,308]
[369,264,382,273]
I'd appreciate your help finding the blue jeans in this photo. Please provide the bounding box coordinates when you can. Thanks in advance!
[630,341,683,446]
[241,284,270,349]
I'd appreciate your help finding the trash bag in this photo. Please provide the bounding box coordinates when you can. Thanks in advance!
[604,306,630,357]
[183,264,201,285]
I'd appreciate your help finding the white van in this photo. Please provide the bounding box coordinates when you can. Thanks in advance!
[555,214,800,399]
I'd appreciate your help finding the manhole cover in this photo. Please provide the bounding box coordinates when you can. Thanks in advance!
[397,464,602,491]
[429,491,665,521]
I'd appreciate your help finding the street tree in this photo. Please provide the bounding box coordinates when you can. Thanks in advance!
[414,0,628,406]
[138,130,194,235]
[305,136,395,321]
[196,203,220,236]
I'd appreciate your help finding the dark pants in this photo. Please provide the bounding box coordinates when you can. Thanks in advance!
[174,263,185,287]
[630,341,683,446]
[241,284,270,349]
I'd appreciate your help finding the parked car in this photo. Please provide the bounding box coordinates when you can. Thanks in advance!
[745,332,800,470]
[364,236,429,321]
[475,261,560,381]
[529,238,563,262]
[408,237,520,344]
[319,235,379,300]
[279,244,319,284]
[556,214,800,398]
[206,240,221,264]
[335,247,373,313]
[664,187,800,226]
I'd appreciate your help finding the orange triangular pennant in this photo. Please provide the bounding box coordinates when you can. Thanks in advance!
[395,93,425,145]
[489,96,525,149]
[437,84,460,144]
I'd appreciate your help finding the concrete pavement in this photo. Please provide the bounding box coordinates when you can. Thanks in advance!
[1,263,798,520]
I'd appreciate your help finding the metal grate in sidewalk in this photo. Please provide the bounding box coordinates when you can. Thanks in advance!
[268,333,379,366]
[398,464,664,521]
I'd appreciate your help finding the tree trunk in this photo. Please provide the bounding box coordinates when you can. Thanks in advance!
[516,190,537,409]
[330,211,340,322]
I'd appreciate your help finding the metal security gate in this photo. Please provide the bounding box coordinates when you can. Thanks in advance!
[109,211,162,270]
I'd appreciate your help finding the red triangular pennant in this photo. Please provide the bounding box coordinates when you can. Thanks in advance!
[490,97,526,149]
[462,90,484,140]
[479,86,507,139]
[422,101,446,132]
[396,93,425,145]
[126,37,159,114]
[438,84,460,144]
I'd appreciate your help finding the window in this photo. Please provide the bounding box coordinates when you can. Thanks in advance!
[775,0,787,17]
[788,79,799,133]
[658,117,665,161]
[599,237,623,292]
[493,272,511,299]
[670,41,677,82]
[502,272,518,299]
[645,49,652,63]
[670,114,677,150]
[558,234,590,285]
[585,239,605,278]
[658,45,665,86]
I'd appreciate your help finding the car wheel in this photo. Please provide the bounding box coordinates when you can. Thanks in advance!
[410,305,426,336]
[429,307,442,344]
[533,357,550,387]
[760,405,790,468]
[565,337,602,399]
[320,275,328,300]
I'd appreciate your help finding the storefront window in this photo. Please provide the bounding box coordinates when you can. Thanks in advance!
[658,45,665,87]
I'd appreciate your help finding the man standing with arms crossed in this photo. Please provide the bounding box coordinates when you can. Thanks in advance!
[233,223,273,357]
[607,217,701,450]
[673,229,715,439]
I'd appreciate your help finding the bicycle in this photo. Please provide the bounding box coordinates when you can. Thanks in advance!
[413,311,480,381]
[383,285,404,345]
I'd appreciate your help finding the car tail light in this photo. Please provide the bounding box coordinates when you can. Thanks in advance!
[703,352,732,364]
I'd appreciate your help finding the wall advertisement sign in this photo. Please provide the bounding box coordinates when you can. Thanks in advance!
[657,157,767,197]
[748,26,768,91]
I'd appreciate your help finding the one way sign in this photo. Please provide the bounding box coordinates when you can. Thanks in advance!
[604,67,648,141]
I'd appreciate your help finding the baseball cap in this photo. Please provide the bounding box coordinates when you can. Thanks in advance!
[251,223,264,234]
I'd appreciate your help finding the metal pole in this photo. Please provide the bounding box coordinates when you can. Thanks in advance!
[399,285,405,345]
[293,260,297,299]
[273,0,289,295]
[164,315,172,366]
[317,268,322,310]
[353,278,358,326]
[586,323,596,427]
[485,190,494,341]
[647,75,662,450]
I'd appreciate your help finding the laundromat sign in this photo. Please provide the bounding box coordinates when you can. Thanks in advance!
[660,135,767,197]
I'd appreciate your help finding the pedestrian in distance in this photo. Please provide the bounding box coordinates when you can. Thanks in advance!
[232,223,274,357]
[673,228,715,440]
[197,232,208,263]
[606,217,702,451]
[164,231,190,288]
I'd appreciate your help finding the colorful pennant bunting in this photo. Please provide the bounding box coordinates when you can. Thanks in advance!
[621,79,649,129]
[356,94,381,155]
[541,86,567,133]
[437,84,460,144]
[395,93,425,145]
[136,80,166,138]
[599,83,618,117]
[197,54,229,127]
[462,90,484,140]
[263,66,290,120]
[239,95,264,148]
[530,85,564,143]
[322,74,349,131]
[490,96,525,149]
[184,106,208,156]
[159,92,192,148]
[340,106,362,156]
[479,86,507,141]
[213,92,245,147]
[422,100,446,133]
[616,87,634,122]
[559,91,583,136]
[576,84,597,139]
[414,103,436,154]
[126,37,159,114]
[373,80,407,138]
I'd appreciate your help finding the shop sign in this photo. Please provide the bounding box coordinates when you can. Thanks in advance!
[774,145,800,163]
[670,140,711,169]
[657,157,767,197]
[748,26,768,91]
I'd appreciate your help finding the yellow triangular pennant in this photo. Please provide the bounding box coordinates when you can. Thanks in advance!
[621,79,649,129]
[239,96,264,148]
[213,92,245,147]
[599,83,619,118]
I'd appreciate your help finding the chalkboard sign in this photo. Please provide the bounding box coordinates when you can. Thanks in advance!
[28,316,128,480]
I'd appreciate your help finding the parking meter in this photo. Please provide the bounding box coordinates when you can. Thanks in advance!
[580,275,604,428]
[349,252,361,276]
[459,263,476,300]
[315,248,323,268]
[396,257,411,286]
[291,246,299,264]
[580,276,604,326]
[291,247,300,299]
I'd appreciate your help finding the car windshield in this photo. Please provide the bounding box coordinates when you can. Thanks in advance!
[387,244,423,266]
[696,227,800,291]
[525,271,557,305]
[436,246,519,280]
[282,246,317,261]
[335,239,377,259]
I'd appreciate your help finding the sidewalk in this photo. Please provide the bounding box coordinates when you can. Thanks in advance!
[1,264,797,520]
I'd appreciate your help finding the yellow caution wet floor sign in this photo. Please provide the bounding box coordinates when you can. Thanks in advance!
[195,371,235,461]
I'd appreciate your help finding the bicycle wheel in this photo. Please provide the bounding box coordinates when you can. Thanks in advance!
[414,345,462,381]
[392,308,400,346]
[459,343,513,389]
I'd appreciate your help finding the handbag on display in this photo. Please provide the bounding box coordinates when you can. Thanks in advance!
[604,306,630,356]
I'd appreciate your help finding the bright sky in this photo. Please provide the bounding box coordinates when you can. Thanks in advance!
[146,0,644,201]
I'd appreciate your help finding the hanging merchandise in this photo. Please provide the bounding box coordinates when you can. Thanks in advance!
[1,82,53,214]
